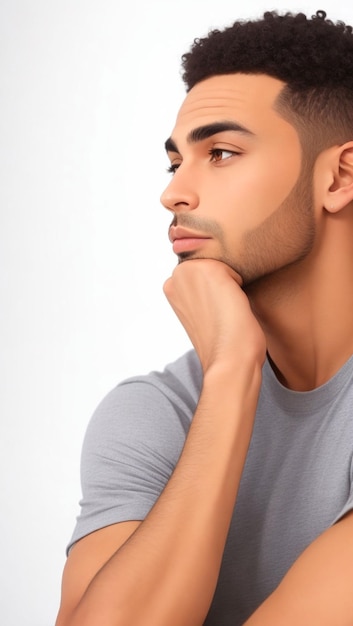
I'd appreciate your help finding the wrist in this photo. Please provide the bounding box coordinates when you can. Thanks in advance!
[202,356,263,401]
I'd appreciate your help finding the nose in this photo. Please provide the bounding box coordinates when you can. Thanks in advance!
[160,170,199,213]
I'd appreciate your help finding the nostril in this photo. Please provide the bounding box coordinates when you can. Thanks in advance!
[160,179,199,212]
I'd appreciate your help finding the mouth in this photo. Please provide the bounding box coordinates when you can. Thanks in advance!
[168,226,212,255]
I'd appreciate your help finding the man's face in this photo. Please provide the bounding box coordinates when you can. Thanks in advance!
[161,73,316,287]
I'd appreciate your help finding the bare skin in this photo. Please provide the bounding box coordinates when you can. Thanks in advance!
[56,74,353,626]
[164,74,353,390]
[57,257,265,626]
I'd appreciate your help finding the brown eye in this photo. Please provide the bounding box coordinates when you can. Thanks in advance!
[211,149,224,162]
[208,148,239,162]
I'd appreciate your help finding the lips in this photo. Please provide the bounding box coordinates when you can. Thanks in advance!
[168,226,210,243]
[168,226,212,255]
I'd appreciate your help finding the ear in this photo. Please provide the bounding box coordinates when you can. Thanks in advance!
[324,142,353,214]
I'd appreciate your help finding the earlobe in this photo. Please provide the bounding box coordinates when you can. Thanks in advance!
[325,143,353,213]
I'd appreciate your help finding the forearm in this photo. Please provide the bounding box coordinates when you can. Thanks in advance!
[69,360,262,626]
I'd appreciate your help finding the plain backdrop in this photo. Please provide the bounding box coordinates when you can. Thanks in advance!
[1,1,352,624]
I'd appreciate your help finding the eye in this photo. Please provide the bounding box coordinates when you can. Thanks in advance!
[166,162,180,175]
[208,148,240,163]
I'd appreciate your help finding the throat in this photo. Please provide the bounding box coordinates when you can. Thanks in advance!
[247,280,353,392]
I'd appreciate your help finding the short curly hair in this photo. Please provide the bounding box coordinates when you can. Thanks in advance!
[181,10,353,150]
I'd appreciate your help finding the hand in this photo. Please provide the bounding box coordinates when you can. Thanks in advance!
[163,259,266,374]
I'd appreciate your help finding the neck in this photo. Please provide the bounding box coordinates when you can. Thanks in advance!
[246,212,353,391]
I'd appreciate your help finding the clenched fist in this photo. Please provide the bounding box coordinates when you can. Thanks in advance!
[163,259,266,374]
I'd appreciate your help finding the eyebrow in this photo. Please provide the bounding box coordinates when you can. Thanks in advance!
[164,120,254,153]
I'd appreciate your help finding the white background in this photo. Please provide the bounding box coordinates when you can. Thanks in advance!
[1,1,351,624]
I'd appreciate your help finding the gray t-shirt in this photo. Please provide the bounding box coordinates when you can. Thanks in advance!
[69,350,353,625]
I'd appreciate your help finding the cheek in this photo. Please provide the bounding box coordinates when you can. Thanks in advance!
[215,151,301,228]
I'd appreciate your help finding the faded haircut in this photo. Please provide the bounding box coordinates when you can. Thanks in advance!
[181,10,353,153]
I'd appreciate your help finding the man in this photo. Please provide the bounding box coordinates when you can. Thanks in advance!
[56,9,353,626]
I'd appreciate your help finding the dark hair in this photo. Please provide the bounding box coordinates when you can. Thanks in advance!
[181,10,353,149]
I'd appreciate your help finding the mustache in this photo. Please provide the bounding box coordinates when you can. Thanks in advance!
[169,214,223,239]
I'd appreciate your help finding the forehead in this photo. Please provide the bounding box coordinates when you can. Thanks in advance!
[172,73,297,142]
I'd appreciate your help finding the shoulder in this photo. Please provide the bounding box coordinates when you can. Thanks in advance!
[89,349,203,433]
[81,349,203,474]
[68,351,202,551]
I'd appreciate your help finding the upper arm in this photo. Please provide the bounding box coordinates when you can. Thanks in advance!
[244,510,353,626]
[69,381,188,551]
[56,377,191,625]
[55,521,141,626]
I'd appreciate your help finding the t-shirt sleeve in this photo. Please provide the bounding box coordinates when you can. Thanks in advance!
[67,379,192,552]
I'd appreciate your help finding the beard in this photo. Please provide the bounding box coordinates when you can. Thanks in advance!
[236,168,315,288]
[170,159,316,290]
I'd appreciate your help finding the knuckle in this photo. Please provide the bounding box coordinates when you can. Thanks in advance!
[163,278,173,297]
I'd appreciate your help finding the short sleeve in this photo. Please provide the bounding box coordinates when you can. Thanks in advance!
[67,352,202,552]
